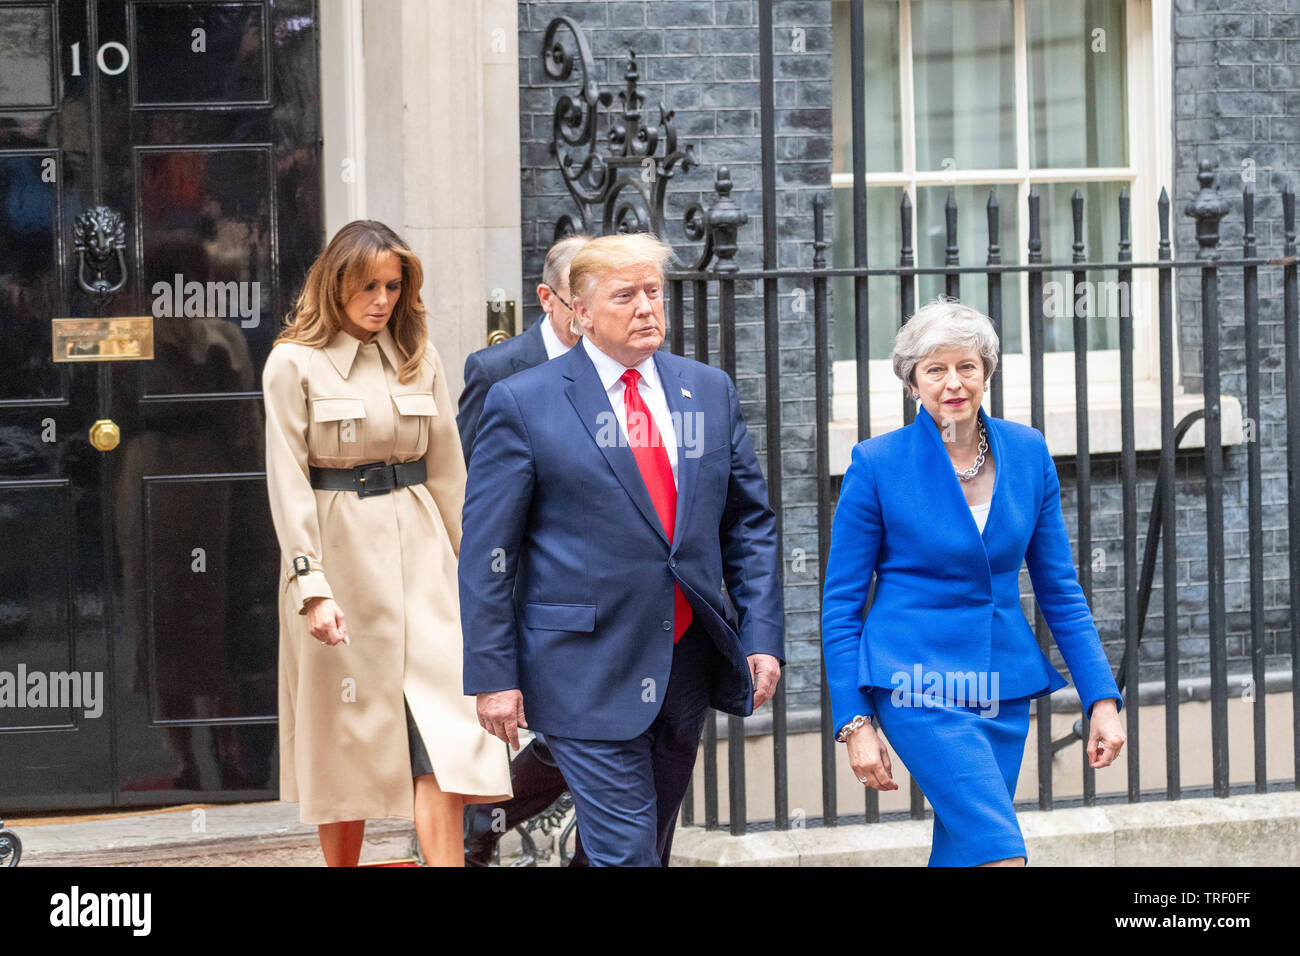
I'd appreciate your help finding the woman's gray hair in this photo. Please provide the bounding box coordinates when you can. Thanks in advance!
[891,297,1001,387]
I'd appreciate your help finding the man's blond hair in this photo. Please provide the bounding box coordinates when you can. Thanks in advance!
[567,233,674,305]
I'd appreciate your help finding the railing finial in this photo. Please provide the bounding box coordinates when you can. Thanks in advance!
[1185,160,1230,261]
[812,193,828,270]
[703,166,748,274]
[1283,180,1296,256]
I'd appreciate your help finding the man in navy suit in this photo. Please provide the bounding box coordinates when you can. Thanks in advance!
[460,233,785,866]
[457,233,591,866]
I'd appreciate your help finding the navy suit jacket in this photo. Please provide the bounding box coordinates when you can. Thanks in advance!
[459,343,786,740]
[821,404,1122,738]
[455,317,549,462]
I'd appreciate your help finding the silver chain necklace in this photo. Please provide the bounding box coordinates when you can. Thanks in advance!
[954,421,988,482]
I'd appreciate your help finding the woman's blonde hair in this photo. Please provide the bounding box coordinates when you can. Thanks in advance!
[275,220,427,382]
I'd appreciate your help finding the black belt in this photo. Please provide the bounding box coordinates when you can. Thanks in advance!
[309,460,426,497]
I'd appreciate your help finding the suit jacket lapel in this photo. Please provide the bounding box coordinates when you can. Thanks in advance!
[562,345,670,545]
[656,352,698,556]
[977,406,1002,541]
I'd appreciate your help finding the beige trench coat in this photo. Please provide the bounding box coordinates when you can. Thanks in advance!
[263,326,511,825]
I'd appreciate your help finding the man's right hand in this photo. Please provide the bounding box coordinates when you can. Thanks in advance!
[477,690,528,750]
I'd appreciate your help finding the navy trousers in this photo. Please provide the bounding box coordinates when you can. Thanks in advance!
[544,620,714,867]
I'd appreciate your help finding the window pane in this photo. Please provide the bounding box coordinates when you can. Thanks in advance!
[832,186,904,361]
[1033,181,1127,352]
[832,0,902,174]
[134,2,268,105]
[915,185,1022,355]
[0,5,54,108]
[912,0,1016,171]
[1026,0,1128,169]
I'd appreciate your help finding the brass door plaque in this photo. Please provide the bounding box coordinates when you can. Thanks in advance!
[52,317,154,362]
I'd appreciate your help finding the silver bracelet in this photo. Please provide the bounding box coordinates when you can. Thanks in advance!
[836,714,870,742]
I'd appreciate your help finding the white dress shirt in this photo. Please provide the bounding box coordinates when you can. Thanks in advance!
[539,315,574,360]
[582,337,678,485]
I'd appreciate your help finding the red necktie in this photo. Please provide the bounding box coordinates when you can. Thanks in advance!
[621,369,693,642]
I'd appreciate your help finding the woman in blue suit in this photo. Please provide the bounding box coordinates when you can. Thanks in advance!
[821,297,1126,867]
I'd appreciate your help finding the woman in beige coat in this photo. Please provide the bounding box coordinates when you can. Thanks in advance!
[263,220,511,866]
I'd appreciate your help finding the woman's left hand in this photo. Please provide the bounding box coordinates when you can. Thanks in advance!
[1086,698,1125,769]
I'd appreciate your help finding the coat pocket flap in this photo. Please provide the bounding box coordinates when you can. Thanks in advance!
[391,391,438,417]
[312,397,367,423]
[523,602,597,632]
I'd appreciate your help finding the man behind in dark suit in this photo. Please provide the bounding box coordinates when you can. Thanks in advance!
[456,234,591,458]
[458,233,591,866]
[461,233,785,866]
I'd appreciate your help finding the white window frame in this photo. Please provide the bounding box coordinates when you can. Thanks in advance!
[827,0,1238,470]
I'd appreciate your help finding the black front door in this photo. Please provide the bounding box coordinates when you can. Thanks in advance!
[0,0,321,811]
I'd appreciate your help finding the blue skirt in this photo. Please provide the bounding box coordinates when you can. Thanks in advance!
[869,688,1031,867]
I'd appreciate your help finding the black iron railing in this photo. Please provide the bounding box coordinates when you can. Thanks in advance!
[659,167,1300,831]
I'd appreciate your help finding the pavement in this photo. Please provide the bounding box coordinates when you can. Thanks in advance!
[6,801,569,867]
[669,790,1300,866]
[8,789,1297,866]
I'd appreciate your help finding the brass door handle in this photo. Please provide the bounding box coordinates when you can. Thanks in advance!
[485,298,516,346]
[89,419,121,451]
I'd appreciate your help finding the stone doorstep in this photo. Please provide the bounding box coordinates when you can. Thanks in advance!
[14,802,418,867]
[668,791,1300,866]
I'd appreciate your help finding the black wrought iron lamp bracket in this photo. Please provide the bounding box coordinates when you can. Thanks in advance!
[543,17,747,273]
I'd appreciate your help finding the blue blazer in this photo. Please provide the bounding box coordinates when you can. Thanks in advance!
[821,404,1122,737]
[455,317,549,463]
[459,343,786,740]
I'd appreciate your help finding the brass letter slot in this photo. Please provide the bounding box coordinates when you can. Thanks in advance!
[52,317,154,362]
